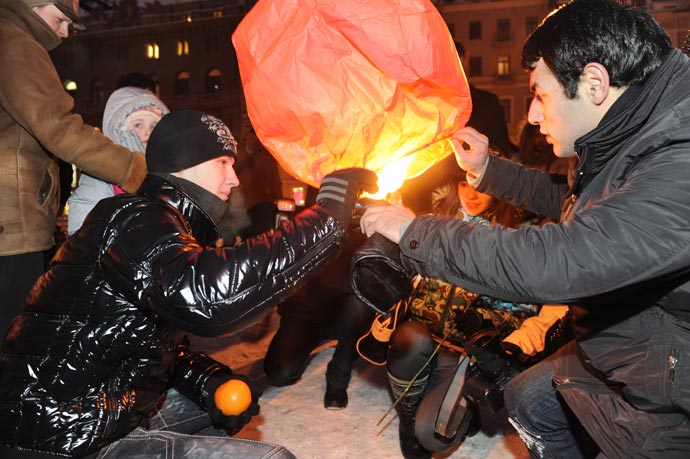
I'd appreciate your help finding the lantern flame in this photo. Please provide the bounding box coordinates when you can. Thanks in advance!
[365,155,414,200]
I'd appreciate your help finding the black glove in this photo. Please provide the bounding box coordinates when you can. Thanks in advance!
[315,168,378,228]
[203,373,262,436]
[350,233,414,314]
[463,328,520,380]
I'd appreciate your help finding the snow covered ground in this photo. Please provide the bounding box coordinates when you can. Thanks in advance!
[189,309,529,459]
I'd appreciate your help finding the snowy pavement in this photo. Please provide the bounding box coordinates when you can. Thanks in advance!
[189,309,529,459]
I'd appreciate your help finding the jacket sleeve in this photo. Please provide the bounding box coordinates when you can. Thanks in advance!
[399,144,690,306]
[107,203,346,337]
[0,33,146,191]
[475,155,567,220]
[170,344,233,409]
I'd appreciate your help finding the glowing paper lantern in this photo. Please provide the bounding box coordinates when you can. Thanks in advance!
[232,0,471,196]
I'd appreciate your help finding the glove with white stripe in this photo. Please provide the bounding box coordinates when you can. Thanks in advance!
[316,168,378,228]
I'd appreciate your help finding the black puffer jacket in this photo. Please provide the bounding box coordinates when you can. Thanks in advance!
[0,175,345,457]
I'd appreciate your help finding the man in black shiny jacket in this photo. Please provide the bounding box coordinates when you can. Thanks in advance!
[0,109,377,459]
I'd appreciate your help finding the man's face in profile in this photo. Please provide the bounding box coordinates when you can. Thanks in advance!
[527,59,599,158]
[33,4,72,39]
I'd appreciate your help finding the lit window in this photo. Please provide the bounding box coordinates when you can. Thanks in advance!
[213,9,223,18]
[146,43,160,60]
[176,40,189,56]
[175,71,191,95]
[497,55,510,77]
[186,14,192,23]
[206,68,221,93]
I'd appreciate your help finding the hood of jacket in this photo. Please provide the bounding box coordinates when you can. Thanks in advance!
[0,0,61,51]
[570,49,690,196]
[103,86,169,145]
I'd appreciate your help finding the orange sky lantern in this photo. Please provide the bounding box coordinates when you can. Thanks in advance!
[232,0,471,199]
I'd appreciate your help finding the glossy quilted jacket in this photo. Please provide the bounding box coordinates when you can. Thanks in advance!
[0,175,344,457]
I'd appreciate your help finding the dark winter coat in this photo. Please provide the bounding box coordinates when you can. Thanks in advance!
[399,49,690,413]
[0,175,345,457]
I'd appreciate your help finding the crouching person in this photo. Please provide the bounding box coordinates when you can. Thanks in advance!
[0,110,377,459]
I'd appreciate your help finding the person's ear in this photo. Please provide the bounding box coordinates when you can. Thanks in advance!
[581,63,610,106]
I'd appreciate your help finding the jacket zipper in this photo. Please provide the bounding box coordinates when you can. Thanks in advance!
[668,350,678,384]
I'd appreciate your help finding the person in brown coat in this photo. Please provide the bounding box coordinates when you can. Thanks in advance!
[0,0,146,335]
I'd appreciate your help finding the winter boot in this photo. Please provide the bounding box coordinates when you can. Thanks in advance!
[388,371,432,459]
[324,359,351,409]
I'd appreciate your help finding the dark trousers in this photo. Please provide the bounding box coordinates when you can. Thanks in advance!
[387,320,469,453]
[264,227,371,388]
[264,292,374,388]
[0,251,45,337]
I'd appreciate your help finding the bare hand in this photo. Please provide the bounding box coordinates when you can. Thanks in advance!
[451,126,490,177]
[360,204,415,244]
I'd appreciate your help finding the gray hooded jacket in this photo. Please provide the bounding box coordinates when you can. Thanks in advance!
[67,87,169,234]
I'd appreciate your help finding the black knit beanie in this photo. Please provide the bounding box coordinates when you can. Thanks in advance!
[146,110,238,173]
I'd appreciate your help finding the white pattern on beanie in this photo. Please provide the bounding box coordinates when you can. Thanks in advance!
[201,114,237,155]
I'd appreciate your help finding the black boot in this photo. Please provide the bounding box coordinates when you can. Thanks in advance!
[388,371,432,459]
[324,359,351,409]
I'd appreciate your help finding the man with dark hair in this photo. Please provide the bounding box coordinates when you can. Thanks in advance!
[0,0,147,336]
[360,0,690,457]
[0,109,377,458]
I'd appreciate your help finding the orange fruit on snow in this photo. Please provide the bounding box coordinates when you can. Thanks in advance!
[214,379,252,416]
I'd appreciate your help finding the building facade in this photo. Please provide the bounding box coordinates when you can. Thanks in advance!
[53,0,247,132]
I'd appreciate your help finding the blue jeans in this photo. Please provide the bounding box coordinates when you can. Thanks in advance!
[505,324,690,459]
[503,345,596,459]
[91,389,295,459]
